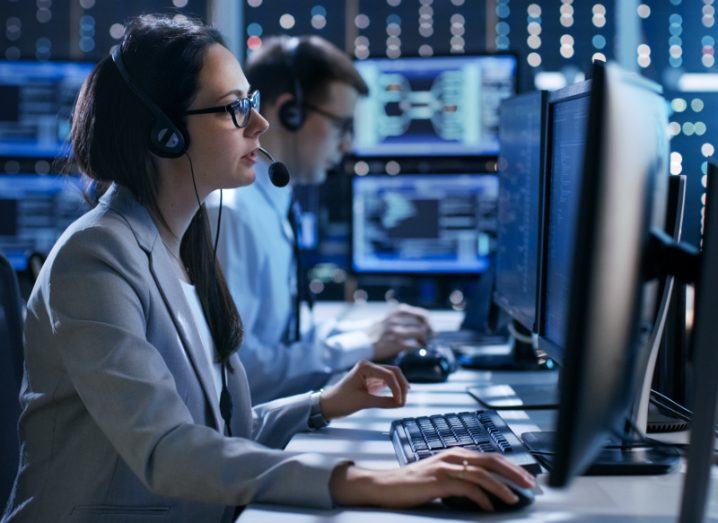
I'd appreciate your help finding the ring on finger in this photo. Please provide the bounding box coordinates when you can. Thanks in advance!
[460,459,469,480]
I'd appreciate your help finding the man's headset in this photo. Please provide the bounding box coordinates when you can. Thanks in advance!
[277,37,305,132]
[110,44,290,186]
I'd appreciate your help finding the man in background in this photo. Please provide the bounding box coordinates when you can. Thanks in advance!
[208,35,432,403]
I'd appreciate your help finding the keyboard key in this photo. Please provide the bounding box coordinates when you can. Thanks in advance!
[427,438,445,450]
[446,414,464,429]
[411,438,429,451]
[455,425,470,435]
[404,424,422,438]
[460,413,481,428]
[414,451,432,461]
[457,435,474,445]
[443,436,462,447]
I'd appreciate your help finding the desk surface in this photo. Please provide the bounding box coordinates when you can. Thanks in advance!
[240,304,718,522]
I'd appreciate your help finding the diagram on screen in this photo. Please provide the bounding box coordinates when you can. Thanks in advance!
[354,56,516,157]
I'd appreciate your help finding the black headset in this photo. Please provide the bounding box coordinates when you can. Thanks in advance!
[111,45,189,158]
[277,37,305,132]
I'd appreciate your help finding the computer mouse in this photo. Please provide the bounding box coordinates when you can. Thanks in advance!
[441,471,535,512]
[396,347,452,383]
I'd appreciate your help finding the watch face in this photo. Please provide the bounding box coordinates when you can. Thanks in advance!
[309,413,328,429]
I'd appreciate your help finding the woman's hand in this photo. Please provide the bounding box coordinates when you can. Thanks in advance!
[319,360,410,420]
[330,448,536,512]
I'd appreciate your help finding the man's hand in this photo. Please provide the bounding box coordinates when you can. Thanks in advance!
[368,304,434,361]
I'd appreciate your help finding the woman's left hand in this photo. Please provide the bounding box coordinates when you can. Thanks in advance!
[319,360,411,420]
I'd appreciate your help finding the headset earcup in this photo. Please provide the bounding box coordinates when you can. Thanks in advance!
[149,115,188,158]
[279,101,304,132]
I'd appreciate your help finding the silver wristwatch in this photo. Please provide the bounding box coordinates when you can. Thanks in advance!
[308,389,329,430]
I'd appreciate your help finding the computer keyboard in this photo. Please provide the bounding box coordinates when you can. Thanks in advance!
[390,410,542,475]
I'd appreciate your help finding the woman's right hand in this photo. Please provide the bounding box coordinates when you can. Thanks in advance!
[330,448,536,512]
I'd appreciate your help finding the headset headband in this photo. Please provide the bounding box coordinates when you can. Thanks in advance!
[110,45,187,157]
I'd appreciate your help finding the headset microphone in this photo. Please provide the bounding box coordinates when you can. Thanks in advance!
[257,147,291,187]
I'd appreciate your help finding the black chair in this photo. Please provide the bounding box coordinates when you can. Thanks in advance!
[0,252,24,509]
[15,251,45,302]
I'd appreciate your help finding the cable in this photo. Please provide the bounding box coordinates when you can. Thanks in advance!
[649,390,718,435]
[185,153,233,437]
[652,399,691,424]
[213,190,223,262]
[186,153,201,211]
[508,321,533,344]
[651,390,692,420]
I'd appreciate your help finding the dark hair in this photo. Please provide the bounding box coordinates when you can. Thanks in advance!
[245,35,369,106]
[71,14,242,364]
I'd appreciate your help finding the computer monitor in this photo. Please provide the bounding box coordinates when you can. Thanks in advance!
[536,80,592,358]
[352,54,517,157]
[530,62,675,487]
[351,173,498,274]
[0,60,94,158]
[0,174,88,271]
[493,90,547,333]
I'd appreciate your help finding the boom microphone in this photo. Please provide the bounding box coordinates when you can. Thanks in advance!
[257,147,291,187]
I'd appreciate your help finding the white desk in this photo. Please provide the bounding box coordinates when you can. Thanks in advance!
[240,304,718,522]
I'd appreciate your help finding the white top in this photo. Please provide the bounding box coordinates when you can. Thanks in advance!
[205,159,373,404]
[179,279,223,404]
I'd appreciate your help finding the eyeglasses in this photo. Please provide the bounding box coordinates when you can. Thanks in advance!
[304,102,354,138]
[185,90,261,129]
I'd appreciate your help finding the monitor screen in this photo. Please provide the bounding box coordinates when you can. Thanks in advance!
[540,85,591,360]
[0,60,94,158]
[352,54,517,157]
[352,174,498,274]
[0,174,88,271]
[494,91,545,332]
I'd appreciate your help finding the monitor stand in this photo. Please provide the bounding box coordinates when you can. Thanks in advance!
[467,379,559,410]
[521,431,680,475]
[455,321,552,372]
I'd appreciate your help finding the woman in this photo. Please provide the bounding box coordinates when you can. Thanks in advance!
[3,15,534,522]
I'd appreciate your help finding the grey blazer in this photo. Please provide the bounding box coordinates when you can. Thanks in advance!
[2,184,348,523]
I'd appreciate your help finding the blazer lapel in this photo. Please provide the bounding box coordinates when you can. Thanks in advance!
[149,246,224,431]
[101,184,223,431]
[227,352,253,437]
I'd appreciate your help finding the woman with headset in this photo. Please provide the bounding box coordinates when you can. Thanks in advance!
[3,15,534,522]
